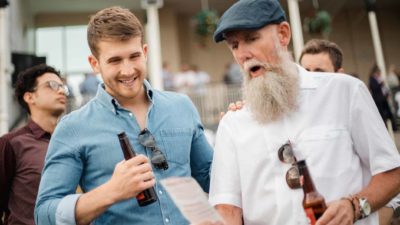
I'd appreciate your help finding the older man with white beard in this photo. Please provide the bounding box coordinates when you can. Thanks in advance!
[208,1,400,225]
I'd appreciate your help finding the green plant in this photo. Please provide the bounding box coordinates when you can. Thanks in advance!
[304,10,331,36]
[194,10,219,47]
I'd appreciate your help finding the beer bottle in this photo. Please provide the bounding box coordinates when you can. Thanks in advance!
[297,160,327,225]
[118,132,158,207]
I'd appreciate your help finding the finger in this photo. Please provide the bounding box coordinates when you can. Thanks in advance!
[124,154,150,167]
[129,162,153,175]
[140,170,155,181]
[316,208,335,225]
[140,176,156,189]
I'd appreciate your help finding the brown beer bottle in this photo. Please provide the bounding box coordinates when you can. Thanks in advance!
[118,132,158,207]
[297,160,327,225]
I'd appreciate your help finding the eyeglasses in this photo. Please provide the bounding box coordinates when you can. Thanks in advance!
[278,141,301,189]
[138,128,169,170]
[33,80,70,96]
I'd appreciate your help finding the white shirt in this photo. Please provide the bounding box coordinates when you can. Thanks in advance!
[209,66,400,225]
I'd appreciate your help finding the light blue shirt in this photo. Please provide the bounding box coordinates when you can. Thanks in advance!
[35,80,213,225]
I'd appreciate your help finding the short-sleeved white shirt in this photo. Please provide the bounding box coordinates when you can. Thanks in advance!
[209,65,400,225]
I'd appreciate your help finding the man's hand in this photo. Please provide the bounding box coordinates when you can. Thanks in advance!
[220,101,245,119]
[316,199,354,225]
[106,154,155,202]
[75,154,156,225]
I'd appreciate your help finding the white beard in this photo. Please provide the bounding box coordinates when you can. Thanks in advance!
[242,48,300,124]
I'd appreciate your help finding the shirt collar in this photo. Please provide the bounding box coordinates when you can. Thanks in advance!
[27,119,51,140]
[95,80,154,115]
[296,64,318,89]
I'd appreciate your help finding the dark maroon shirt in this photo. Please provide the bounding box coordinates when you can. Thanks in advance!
[0,120,50,225]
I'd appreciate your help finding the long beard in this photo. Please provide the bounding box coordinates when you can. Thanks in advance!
[242,49,299,124]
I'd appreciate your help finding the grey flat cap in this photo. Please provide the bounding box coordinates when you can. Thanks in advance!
[214,0,286,43]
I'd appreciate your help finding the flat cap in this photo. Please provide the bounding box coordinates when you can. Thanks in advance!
[213,0,286,43]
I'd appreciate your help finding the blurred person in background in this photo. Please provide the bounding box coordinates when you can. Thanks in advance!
[299,39,344,73]
[0,64,68,225]
[162,61,175,91]
[191,64,210,95]
[79,72,100,105]
[369,64,397,131]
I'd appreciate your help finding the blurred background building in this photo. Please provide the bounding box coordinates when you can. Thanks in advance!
[1,0,400,133]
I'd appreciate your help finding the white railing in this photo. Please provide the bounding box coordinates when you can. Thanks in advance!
[185,83,242,130]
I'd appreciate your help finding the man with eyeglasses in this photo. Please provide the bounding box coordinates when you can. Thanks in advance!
[209,1,400,225]
[35,6,213,225]
[0,64,68,225]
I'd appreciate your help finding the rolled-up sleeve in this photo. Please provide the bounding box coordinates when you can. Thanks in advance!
[209,119,242,208]
[35,123,83,225]
[188,97,213,192]
[350,83,400,175]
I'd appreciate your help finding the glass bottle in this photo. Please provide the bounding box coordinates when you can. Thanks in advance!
[118,132,157,207]
[297,160,327,225]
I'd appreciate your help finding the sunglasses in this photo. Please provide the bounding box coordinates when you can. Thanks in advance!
[138,128,169,170]
[278,141,301,189]
[33,80,70,96]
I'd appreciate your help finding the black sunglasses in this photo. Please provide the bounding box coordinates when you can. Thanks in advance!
[278,141,301,189]
[138,128,169,170]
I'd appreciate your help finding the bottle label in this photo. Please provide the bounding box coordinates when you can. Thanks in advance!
[305,208,317,225]
[137,192,145,201]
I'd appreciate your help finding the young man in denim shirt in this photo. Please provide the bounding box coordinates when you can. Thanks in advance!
[35,7,213,225]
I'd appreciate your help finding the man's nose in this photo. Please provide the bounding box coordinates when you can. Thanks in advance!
[235,45,253,65]
[120,61,134,75]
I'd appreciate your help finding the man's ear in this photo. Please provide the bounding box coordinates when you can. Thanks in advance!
[143,44,148,60]
[277,22,291,48]
[337,68,345,73]
[88,55,100,73]
[23,92,34,105]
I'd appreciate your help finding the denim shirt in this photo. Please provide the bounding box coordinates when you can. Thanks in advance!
[35,80,213,225]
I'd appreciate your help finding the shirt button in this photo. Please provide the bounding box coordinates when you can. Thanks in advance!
[159,190,163,195]
[129,113,133,117]
[165,218,170,223]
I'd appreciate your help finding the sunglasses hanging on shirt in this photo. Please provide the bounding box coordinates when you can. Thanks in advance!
[278,140,301,189]
[138,128,169,170]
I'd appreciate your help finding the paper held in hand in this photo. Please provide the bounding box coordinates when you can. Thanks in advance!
[160,177,224,224]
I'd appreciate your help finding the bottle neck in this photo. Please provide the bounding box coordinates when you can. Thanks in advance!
[297,160,316,194]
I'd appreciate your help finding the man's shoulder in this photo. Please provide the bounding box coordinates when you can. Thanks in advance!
[0,124,30,143]
[155,90,192,105]
[305,70,363,90]
[220,107,253,126]
[0,125,31,152]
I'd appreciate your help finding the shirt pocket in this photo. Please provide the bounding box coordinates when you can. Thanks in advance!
[160,128,193,165]
[297,125,353,178]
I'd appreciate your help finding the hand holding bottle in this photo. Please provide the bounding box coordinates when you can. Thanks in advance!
[315,199,355,225]
[106,155,156,203]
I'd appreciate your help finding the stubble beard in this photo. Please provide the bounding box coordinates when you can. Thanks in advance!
[242,46,300,124]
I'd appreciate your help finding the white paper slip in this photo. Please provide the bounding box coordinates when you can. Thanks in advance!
[160,177,223,224]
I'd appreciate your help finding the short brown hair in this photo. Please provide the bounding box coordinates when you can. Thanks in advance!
[87,6,144,58]
[299,39,343,72]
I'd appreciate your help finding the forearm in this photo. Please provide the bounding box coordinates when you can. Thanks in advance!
[356,167,400,212]
[75,182,118,225]
[215,204,243,225]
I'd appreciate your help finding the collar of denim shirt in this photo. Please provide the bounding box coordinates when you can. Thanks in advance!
[94,79,155,115]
